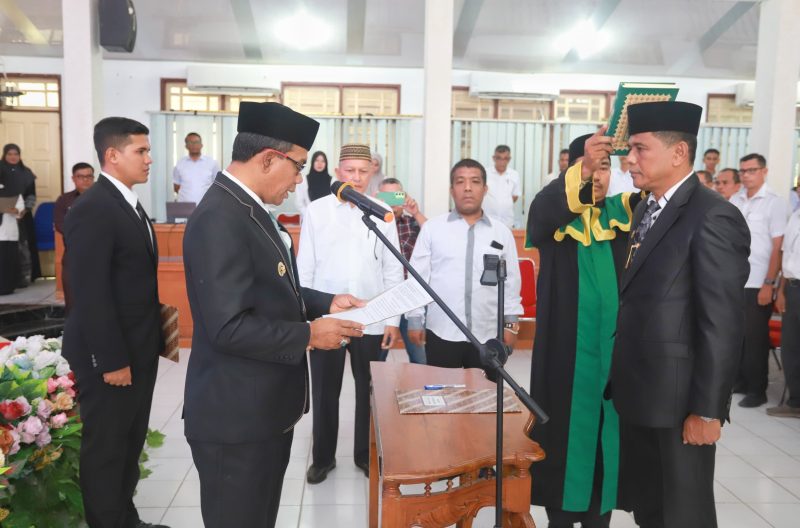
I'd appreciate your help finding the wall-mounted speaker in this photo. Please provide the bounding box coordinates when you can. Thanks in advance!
[99,0,137,53]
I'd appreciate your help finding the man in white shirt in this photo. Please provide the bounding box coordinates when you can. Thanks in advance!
[172,132,220,205]
[714,168,741,200]
[702,148,720,177]
[771,207,800,418]
[483,145,521,228]
[407,158,522,368]
[298,144,403,483]
[730,153,788,408]
[607,154,639,196]
[545,148,570,184]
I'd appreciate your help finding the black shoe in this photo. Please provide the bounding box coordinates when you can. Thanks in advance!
[135,523,170,528]
[306,461,336,484]
[732,383,747,395]
[355,459,369,478]
[739,394,768,408]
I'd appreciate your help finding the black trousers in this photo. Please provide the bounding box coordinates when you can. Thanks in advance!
[0,241,19,295]
[620,422,716,528]
[783,280,800,407]
[76,360,158,528]
[425,330,483,369]
[739,288,773,397]
[310,333,383,467]
[189,431,293,528]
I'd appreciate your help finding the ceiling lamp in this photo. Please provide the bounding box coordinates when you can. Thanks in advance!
[274,9,332,50]
[554,19,610,60]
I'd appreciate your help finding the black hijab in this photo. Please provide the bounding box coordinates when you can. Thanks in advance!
[306,151,331,202]
[0,143,35,198]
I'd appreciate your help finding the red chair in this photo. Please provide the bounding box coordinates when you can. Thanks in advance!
[519,258,536,321]
[277,213,301,225]
[770,313,788,404]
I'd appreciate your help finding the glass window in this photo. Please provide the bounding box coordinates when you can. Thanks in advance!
[342,87,399,116]
[2,77,60,109]
[554,93,608,122]
[497,99,551,120]
[707,95,753,124]
[452,89,494,119]
[283,86,341,115]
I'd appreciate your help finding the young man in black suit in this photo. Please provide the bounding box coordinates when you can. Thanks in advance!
[182,102,365,528]
[62,117,167,528]
[588,102,750,528]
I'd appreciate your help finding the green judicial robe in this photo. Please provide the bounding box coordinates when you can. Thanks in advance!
[525,162,643,514]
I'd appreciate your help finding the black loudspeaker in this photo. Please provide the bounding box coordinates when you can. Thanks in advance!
[99,0,137,53]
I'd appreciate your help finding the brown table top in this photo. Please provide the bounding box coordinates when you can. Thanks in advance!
[370,362,543,483]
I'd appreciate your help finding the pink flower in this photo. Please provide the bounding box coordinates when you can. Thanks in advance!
[14,397,31,416]
[47,378,59,394]
[51,392,74,412]
[56,376,74,390]
[8,429,20,455]
[18,416,44,444]
[37,399,53,420]
[50,413,68,429]
[35,429,51,448]
[66,388,76,398]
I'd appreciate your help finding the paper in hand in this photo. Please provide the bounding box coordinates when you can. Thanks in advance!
[324,278,433,326]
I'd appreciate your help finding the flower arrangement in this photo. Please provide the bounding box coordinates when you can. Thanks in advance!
[0,335,83,527]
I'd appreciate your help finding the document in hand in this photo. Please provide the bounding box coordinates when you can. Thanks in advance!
[323,278,433,326]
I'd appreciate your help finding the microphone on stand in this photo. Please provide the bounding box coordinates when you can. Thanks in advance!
[331,181,394,223]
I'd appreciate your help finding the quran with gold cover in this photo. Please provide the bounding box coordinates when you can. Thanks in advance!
[606,82,679,155]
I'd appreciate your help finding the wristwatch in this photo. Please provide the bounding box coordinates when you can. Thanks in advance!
[764,278,777,287]
[504,322,520,335]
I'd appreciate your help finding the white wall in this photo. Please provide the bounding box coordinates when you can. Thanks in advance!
[2,54,751,210]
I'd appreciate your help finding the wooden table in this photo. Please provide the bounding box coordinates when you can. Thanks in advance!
[369,363,545,527]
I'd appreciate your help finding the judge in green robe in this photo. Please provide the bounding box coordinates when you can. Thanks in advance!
[526,134,642,528]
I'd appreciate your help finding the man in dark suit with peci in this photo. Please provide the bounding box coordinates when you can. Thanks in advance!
[590,101,750,528]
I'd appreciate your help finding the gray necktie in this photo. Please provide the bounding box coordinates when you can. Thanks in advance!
[631,199,661,247]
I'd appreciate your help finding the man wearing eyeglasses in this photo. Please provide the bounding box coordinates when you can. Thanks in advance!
[730,153,789,408]
[298,144,404,483]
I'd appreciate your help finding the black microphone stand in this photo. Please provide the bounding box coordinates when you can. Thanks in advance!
[359,211,549,528]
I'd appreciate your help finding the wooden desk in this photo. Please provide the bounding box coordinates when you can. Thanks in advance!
[369,363,544,527]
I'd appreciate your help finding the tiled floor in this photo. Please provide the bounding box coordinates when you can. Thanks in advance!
[138,347,800,528]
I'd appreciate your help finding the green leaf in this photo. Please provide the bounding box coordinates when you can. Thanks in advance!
[18,378,47,401]
[36,366,56,380]
[145,428,165,448]
[0,380,19,399]
[7,363,31,382]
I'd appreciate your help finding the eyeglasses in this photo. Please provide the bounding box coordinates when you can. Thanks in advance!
[739,167,763,175]
[268,149,305,173]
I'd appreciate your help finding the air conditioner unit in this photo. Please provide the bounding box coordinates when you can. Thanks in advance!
[735,82,800,107]
[469,73,560,101]
[186,65,281,95]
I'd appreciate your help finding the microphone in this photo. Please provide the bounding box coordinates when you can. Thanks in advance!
[331,181,394,223]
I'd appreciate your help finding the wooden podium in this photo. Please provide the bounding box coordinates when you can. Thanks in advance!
[368,363,545,527]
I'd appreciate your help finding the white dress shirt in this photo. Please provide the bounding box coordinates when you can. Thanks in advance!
[222,170,292,251]
[294,178,311,217]
[607,168,639,196]
[173,155,220,204]
[483,167,521,228]
[407,211,522,343]
[730,184,788,288]
[101,172,153,246]
[782,209,800,280]
[0,194,23,242]
[297,194,404,334]
[647,171,695,225]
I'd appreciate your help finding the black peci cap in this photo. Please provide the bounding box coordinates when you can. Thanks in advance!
[627,101,702,136]
[568,133,594,166]
[237,102,320,150]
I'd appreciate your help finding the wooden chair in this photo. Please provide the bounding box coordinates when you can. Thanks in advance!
[277,213,301,225]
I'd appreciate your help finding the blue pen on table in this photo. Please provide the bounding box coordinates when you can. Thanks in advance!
[424,384,466,390]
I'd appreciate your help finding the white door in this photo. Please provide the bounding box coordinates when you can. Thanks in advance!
[0,110,62,204]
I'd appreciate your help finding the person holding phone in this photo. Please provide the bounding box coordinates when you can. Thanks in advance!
[376,177,427,364]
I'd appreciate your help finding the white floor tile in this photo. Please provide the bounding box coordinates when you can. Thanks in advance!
[747,503,800,528]
[775,478,800,499]
[137,507,166,524]
[170,479,202,507]
[718,435,787,456]
[160,506,205,528]
[276,505,301,528]
[717,477,800,503]
[303,477,366,505]
[148,437,193,459]
[714,503,773,528]
[298,504,367,527]
[133,479,182,508]
[280,478,305,506]
[714,455,766,478]
[144,457,193,481]
[740,454,800,478]
[765,435,800,456]
[714,480,741,503]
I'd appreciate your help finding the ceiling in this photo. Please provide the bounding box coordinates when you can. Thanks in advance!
[0,0,764,79]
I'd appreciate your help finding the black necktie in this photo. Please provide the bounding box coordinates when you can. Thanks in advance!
[135,201,153,250]
[631,199,661,246]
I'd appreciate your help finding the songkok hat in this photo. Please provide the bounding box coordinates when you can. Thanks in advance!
[568,133,593,167]
[339,144,372,162]
[627,101,702,136]
[237,102,319,151]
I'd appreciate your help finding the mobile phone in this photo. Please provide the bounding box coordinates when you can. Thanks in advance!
[377,191,406,207]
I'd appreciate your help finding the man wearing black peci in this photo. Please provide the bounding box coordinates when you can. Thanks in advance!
[603,101,750,528]
[182,102,365,528]
[62,117,167,528]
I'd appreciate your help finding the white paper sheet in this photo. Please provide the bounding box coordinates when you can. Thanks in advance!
[323,278,433,326]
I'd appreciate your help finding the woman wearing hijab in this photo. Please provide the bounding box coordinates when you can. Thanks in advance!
[0,145,27,294]
[0,144,40,287]
[366,152,385,197]
[295,151,332,217]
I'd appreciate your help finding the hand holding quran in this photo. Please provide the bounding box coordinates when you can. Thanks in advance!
[581,125,614,180]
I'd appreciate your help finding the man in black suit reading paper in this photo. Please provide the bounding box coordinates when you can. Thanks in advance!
[62,117,166,528]
[182,102,365,528]
[588,101,750,528]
